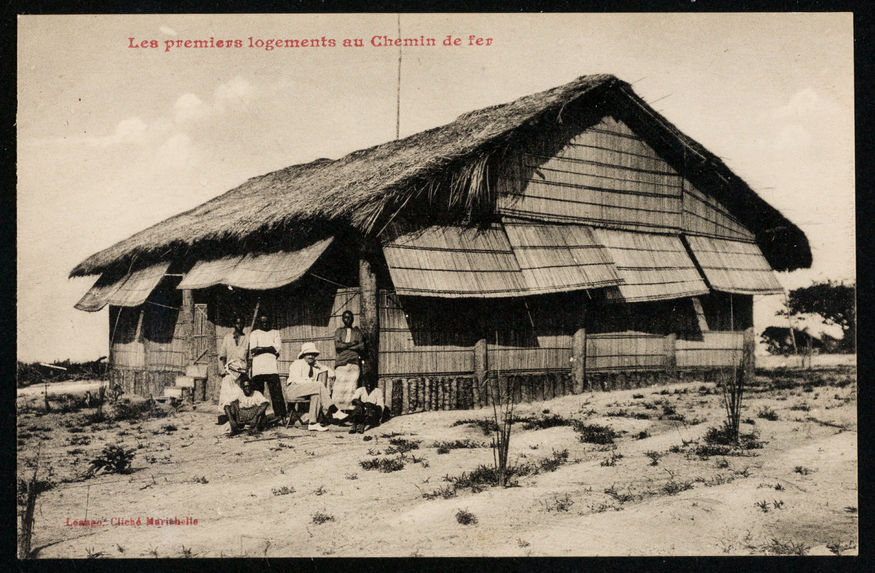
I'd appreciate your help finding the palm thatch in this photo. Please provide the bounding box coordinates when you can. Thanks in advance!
[70,74,810,278]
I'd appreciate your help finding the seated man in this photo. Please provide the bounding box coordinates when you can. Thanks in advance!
[348,377,385,434]
[286,342,344,432]
[224,378,270,436]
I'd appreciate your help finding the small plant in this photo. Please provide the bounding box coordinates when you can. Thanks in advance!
[344,473,358,480]
[756,406,779,421]
[431,439,487,453]
[180,545,194,558]
[601,451,624,467]
[69,435,92,446]
[572,422,617,444]
[644,450,662,466]
[314,485,327,496]
[761,538,809,556]
[311,511,335,525]
[794,465,812,476]
[632,393,644,399]
[191,476,208,484]
[604,484,639,504]
[542,493,574,512]
[662,479,693,495]
[826,540,856,556]
[772,499,784,510]
[755,500,770,512]
[89,444,135,476]
[790,402,811,411]
[774,483,784,491]
[422,484,457,500]
[516,538,530,548]
[455,508,477,525]
[359,456,405,473]
[537,449,569,473]
[85,547,103,559]
[635,430,650,440]
[715,458,730,469]
[271,486,295,496]
[385,438,421,455]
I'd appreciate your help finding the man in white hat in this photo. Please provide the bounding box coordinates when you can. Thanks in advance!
[286,342,343,431]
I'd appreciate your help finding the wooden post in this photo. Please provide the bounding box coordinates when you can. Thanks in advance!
[742,327,755,385]
[664,333,677,381]
[181,289,195,363]
[572,328,586,394]
[473,338,487,408]
[359,245,379,386]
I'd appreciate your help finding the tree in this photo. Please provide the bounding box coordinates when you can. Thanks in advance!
[779,281,855,353]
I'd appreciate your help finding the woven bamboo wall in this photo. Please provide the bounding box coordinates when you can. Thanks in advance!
[682,181,755,241]
[108,305,145,369]
[498,116,684,232]
[142,287,187,372]
[586,332,667,371]
[676,330,744,369]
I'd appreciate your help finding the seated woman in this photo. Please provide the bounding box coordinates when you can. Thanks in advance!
[332,310,364,411]
[217,359,247,426]
[286,342,344,432]
[348,377,384,434]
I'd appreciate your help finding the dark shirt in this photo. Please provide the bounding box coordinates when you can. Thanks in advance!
[334,326,364,368]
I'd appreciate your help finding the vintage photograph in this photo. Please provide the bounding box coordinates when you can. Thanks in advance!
[17,13,856,557]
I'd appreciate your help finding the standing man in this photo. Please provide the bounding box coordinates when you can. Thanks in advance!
[218,315,248,373]
[333,310,364,411]
[248,313,286,419]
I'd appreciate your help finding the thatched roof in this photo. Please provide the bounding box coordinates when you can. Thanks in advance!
[70,74,811,278]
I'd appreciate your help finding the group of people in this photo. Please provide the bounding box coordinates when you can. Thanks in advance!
[216,310,385,436]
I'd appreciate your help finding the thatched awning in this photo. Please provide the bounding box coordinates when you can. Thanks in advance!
[592,228,710,303]
[502,219,622,293]
[176,237,333,291]
[70,74,810,279]
[383,225,530,298]
[74,262,170,312]
[685,235,784,295]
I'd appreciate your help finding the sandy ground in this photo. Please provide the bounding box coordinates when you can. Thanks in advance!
[17,365,857,558]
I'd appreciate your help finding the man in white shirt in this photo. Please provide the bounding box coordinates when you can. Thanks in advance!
[286,342,344,431]
[248,314,286,419]
[223,378,270,436]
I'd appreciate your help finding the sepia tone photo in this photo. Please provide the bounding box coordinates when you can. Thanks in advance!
[17,13,856,557]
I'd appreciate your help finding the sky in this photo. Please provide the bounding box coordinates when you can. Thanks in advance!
[17,13,855,362]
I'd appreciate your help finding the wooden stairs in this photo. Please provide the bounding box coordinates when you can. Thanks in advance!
[162,364,209,403]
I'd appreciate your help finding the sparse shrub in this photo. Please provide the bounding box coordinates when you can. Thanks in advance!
[431,439,487,452]
[644,450,662,466]
[755,500,770,512]
[271,486,295,496]
[662,479,693,495]
[311,511,335,525]
[668,444,684,453]
[344,473,358,480]
[774,483,784,491]
[772,499,784,510]
[519,413,575,431]
[572,422,616,444]
[542,493,574,512]
[632,394,644,399]
[762,538,809,556]
[359,457,405,473]
[826,541,856,556]
[385,438,420,455]
[455,508,477,525]
[715,458,730,469]
[601,451,624,467]
[314,485,326,496]
[88,444,135,476]
[537,449,569,473]
[422,485,457,500]
[635,430,650,440]
[790,402,811,411]
[69,435,91,446]
[794,465,812,476]
[633,412,651,420]
[604,484,639,503]
[190,476,208,484]
[757,406,779,421]
[451,418,498,436]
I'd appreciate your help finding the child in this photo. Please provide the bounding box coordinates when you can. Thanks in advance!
[348,378,384,434]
